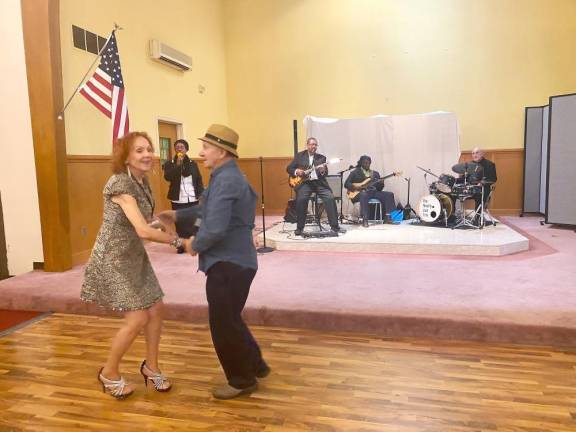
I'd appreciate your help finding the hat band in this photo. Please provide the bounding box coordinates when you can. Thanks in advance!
[205,133,237,150]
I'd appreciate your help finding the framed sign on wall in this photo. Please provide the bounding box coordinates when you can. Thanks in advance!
[159,137,171,166]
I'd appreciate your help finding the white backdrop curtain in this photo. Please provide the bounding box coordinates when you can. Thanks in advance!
[303,112,461,217]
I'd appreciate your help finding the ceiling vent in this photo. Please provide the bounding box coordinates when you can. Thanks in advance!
[149,40,192,71]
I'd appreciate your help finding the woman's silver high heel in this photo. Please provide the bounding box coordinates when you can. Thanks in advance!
[140,360,172,392]
[97,367,134,400]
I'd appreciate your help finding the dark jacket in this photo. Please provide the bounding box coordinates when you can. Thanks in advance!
[344,168,383,202]
[163,156,204,201]
[478,158,497,183]
[176,159,257,273]
[286,150,329,188]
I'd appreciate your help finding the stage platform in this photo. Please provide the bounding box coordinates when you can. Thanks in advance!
[260,219,529,256]
[2,216,575,346]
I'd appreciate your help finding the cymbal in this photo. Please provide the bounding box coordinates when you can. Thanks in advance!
[452,162,481,175]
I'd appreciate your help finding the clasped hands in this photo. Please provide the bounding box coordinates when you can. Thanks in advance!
[149,210,197,256]
[150,211,260,253]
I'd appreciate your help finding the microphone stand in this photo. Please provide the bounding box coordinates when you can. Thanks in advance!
[337,165,356,223]
[403,177,416,219]
[256,156,274,253]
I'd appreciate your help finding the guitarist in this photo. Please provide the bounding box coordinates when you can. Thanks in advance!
[286,137,344,236]
[344,155,396,227]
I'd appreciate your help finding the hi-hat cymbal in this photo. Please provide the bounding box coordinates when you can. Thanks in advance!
[452,162,480,175]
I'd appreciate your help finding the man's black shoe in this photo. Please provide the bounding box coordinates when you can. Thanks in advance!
[331,227,346,234]
[362,220,369,228]
[255,364,271,379]
[294,229,303,236]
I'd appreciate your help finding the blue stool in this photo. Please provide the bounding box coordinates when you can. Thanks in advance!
[367,199,384,224]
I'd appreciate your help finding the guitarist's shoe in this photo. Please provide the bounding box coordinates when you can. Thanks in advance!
[331,227,346,234]
[294,229,303,236]
[362,220,369,228]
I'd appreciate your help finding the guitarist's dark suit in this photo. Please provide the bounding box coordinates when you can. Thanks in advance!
[344,167,395,224]
[286,150,341,234]
[287,151,329,188]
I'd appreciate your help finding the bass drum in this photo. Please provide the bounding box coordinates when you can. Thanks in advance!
[417,193,454,223]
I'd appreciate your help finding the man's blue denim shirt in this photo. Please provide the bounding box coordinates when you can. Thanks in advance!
[176,159,257,273]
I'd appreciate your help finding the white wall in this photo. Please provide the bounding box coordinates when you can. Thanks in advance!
[0,0,44,275]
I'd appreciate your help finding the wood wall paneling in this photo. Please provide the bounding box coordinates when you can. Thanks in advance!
[67,156,173,265]
[236,158,294,215]
[68,150,522,265]
[21,0,73,271]
[150,159,173,214]
[460,149,524,215]
[195,158,293,214]
[67,156,111,264]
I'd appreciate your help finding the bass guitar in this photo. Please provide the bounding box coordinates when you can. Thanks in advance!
[346,171,403,200]
[288,158,341,189]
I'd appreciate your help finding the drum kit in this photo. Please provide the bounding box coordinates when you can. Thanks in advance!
[416,162,486,229]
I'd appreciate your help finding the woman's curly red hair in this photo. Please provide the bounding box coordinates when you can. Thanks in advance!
[111,132,154,174]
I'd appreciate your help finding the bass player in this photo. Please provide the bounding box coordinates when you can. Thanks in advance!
[286,137,344,236]
[345,155,396,227]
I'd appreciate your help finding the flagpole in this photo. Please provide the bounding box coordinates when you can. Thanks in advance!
[57,25,123,120]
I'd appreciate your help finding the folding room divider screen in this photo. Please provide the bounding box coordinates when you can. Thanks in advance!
[546,93,576,225]
[523,105,548,215]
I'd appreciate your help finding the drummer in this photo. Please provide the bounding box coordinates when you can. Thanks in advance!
[454,147,497,215]
[471,147,497,211]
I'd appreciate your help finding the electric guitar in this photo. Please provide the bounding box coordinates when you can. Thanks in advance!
[346,171,403,200]
[288,158,341,189]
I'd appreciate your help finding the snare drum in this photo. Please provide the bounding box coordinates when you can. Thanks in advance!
[468,171,483,184]
[417,193,454,223]
[436,174,456,193]
[452,184,482,197]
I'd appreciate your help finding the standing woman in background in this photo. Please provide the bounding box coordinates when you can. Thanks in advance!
[163,139,204,253]
[81,132,184,399]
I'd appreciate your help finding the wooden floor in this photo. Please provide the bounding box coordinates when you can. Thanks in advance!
[1,314,576,431]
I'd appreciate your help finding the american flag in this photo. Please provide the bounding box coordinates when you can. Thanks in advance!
[79,31,129,143]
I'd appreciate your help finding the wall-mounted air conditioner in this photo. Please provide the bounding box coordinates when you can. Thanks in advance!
[149,40,192,71]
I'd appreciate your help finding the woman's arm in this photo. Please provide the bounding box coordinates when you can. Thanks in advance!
[112,194,182,245]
